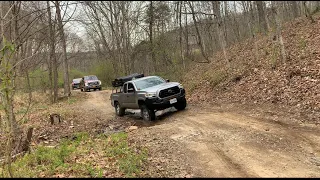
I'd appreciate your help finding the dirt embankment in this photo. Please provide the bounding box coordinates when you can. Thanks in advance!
[183,13,320,125]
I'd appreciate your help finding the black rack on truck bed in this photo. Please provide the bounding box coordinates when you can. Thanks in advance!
[111,73,144,93]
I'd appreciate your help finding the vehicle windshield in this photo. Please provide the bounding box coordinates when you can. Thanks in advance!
[73,78,81,83]
[134,76,165,90]
[85,76,98,80]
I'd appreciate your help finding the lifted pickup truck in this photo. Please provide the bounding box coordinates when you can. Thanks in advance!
[110,73,187,121]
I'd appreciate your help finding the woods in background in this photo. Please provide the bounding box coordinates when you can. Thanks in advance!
[0,1,319,176]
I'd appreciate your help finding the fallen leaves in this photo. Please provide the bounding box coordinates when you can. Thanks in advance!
[185,14,320,124]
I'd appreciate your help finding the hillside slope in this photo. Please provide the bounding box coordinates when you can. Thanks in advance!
[184,13,320,124]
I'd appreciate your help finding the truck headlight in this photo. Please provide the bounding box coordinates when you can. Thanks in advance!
[85,82,88,86]
[178,84,183,89]
[145,92,156,98]
[98,80,101,85]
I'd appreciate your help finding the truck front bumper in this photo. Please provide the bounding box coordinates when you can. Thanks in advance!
[145,93,186,110]
[85,85,101,89]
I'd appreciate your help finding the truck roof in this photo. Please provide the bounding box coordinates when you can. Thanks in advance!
[127,76,158,84]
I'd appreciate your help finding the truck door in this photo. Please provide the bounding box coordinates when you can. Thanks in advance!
[120,83,128,107]
[126,83,137,108]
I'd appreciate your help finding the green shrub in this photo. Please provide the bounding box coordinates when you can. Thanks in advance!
[89,61,115,87]
[204,70,228,88]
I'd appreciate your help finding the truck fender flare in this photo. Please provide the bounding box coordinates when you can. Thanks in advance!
[137,99,145,107]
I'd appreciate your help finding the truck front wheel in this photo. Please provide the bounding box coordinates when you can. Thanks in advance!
[140,104,155,121]
[174,97,187,111]
[115,102,125,117]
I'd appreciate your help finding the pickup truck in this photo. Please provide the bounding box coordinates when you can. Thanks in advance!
[110,74,186,121]
[80,75,102,92]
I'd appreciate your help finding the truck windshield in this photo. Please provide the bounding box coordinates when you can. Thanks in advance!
[73,78,81,83]
[85,76,98,80]
[135,77,165,90]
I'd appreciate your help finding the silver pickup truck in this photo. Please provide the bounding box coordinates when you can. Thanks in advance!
[110,75,186,121]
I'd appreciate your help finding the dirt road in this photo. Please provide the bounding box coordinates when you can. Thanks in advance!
[80,89,320,177]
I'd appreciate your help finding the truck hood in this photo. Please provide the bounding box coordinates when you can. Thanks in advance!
[139,82,180,93]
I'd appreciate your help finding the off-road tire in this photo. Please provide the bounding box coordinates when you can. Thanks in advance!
[115,102,125,117]
[140,104,155,121]
[174,97,187,111]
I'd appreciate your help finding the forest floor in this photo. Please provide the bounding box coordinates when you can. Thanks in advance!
[3,89,319,177]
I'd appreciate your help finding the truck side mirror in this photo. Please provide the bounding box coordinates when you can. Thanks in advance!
[166,79,170,82]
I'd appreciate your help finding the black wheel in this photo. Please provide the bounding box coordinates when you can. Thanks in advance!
[140,104,155,121]
[81,88,83,92]
[174,97,187,111]
[99,87,102,91]
[115,102,125,117]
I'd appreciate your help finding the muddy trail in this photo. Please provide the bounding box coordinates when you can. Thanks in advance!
[67,90,320,177]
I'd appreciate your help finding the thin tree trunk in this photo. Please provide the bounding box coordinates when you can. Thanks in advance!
[303,1,315,23]
[149,1,156,72]
[47,44,53,103]
[184,2,190,58]
[212,1,229,66]
[55,1,70,97]
[273,2,287,63]
[291,1,299,18]
[189,1,209,63]
[179,1,185,69]
[256,1,268,34]
[47,1,58,102]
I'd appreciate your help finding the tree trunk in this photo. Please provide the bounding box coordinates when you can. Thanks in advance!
[189,1,209,63]
[179,1,185,69]
[256,1,268,34]
[291,1,299,18]
[149,1,156,72]
[273,3,287,63]
[55,1,70,97]
[47,44,53,103]
[303,1,315,23]
[212,1,229,66]
[47,1,58,102]
[184,2,190,58]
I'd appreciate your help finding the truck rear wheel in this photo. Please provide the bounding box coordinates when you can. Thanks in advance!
[115,102,125,117]
[140,104,155,121]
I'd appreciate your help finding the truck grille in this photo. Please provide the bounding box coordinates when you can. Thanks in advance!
[159,86,180,98]
[89,81,99,86]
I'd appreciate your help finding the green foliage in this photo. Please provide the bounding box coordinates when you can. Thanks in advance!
[67,97,77,104]
[89,61,115,87]
[29,68,50,91]
[0,131,147,178]
[105,132,147,177]
[8,141,75,177]
[299,38,307,50]
[270,44,279,69]
[204,70,228,88]
[69,69,86,82]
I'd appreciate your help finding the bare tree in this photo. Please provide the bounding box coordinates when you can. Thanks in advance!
[54,1,70,97]
[272,1,287,63]
[212,1,229,66]
[47,1,58,102]
[256,1,268,34]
